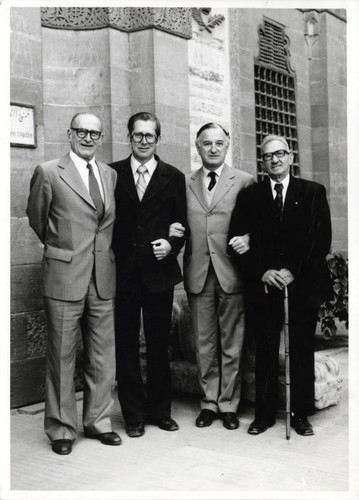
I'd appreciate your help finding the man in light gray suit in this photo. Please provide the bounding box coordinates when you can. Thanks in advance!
[27,112,121,455]
[171,123,254,429]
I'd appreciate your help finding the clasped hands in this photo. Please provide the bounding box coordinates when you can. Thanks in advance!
[261,268,295,290]
[151,221,186,261]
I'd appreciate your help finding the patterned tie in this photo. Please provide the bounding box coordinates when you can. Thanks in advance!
[274,182,284,222]
[136,165,148,201]
[208,171,217,191]
[86,163,104,221]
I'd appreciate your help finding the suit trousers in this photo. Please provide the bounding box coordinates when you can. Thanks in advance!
[115,283,174,424]
[187,262,245,413]
[43,275,116,441]
[253,287,317,422]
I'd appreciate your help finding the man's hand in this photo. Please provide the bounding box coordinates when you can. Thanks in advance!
[228,233,250,255]
[262,268,295,290]
[278,268,295,285]
[169,222,185,238]
[151,239,172,260]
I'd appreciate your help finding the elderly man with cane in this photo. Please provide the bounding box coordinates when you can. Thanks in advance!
[228,134,332,437]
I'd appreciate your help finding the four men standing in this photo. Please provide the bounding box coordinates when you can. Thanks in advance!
[27,110,332,451]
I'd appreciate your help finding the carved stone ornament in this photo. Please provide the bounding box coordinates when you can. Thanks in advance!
[256,17,295,75]
[40,7,192,39]
[192,8,225,33]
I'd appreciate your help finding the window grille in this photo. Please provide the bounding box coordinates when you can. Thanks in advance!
[254,19,299,181]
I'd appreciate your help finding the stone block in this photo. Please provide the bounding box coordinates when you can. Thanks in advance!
[11,356,47,408]
[311,104,329,127]
[109,67,131,107]
[11,264,43,314]
[10,33,43,81]
[11,310,47,360]
[11,170,34,218]
[43,66,111,107]
[42,27,110,68]
[10,8,42,37]
[11,217,43,265]
[11,349,84,408]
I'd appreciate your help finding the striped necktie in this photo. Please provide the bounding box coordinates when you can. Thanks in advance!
[136,165,148,201]
[86,163,104,221]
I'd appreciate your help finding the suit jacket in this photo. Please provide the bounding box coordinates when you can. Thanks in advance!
[184,164,255,294]
[228,175,333,309]
[27,153,117,301]
[110,155,187,293]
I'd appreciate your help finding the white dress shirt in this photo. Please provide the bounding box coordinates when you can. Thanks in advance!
[270,173,290,204]
[202,164,224,205]
[70,150,104,201]
[131,155,158,186]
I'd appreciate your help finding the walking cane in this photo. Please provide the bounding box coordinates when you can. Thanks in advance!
[283,285,290,440]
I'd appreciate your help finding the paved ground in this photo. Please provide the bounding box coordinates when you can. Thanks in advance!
[5,347,352,499]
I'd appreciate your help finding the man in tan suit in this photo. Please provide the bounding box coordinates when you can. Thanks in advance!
[171,123,254,429]
[27,112,121,455]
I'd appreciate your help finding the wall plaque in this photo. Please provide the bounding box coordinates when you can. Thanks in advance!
[10,103,36,148]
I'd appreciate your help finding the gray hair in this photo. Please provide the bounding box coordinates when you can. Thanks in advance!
[261,134,290,153]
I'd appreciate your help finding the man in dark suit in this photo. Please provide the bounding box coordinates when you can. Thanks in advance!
[27,112,121,455]
[229,134,332,436]
[110,112,187,438]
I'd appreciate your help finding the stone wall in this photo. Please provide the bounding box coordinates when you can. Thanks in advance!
[9,7,347,408]
[188,8,231,170]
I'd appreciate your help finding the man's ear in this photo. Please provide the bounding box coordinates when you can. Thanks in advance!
[156,135,161,146]
[288,152,294,165]
[67,129,72,141]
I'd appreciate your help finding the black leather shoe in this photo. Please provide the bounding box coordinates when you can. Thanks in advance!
[52,439,73,455]
[126,422,145,438]
[195,409,217,428]
[84,430,122,445]
[248,419,275,435]
[221,412,239,430]
[291,416,314,436]
[157,417,179,431]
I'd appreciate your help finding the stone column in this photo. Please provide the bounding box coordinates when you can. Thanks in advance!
[10,8,46,407]
[306,10,347,250]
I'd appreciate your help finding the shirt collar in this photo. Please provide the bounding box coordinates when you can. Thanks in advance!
[202,163,225,178]
[131,155,157,176]
[70,150,97,169]
[270,173,290,192]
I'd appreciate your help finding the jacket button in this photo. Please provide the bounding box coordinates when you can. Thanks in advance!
[94,210,98,215]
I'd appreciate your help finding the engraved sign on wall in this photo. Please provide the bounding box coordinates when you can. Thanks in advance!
[10,103,36,148]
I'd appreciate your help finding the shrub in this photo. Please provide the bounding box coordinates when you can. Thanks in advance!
[318,251,348,339]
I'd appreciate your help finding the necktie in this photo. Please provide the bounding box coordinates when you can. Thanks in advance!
[274,182,284,221]
[136,165,148,201]
[208,171,217,191]
[86,163,104,221]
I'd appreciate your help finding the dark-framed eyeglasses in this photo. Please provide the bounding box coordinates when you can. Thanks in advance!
[263,149,290,161]
[71,128,102,141]
[131,132,157,144]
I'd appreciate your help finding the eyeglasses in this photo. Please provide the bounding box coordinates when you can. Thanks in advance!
[71,128,102,141]
[131,132,157,144]
[263,150,290,161]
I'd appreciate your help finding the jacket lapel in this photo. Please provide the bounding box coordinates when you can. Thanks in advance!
[58,154,95,209]
[141,157,170,204]
[97,161,113,214]
[209,164,234,210]
[188,168,209,211]
[115,156,139,205]
[283,175,302,222]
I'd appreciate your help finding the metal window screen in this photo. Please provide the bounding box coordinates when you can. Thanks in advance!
[255,65,299,181]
